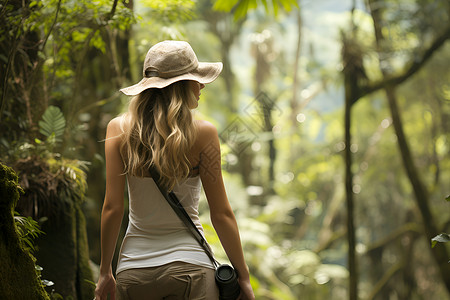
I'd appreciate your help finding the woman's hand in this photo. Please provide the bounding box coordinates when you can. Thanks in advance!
[94,272,116,300]
[238,277,255,300]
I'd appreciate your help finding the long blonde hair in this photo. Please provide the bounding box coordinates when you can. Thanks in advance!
[120,80,197,190]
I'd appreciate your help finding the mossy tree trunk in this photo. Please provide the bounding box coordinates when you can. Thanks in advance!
[0,163,49,300]
[13,158,95,299]
[35,201,94,299]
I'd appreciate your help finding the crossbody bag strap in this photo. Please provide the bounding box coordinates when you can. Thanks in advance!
[149,167,219,268]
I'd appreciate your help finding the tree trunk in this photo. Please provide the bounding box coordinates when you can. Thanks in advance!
[204,11,244,114]
[369,0,450,292]
[291,8,302,130]
[36,200,95,299]
[0,0,45,138]
[341,2,360,297]
[385,86,450,291]
[0,163,50,300]
[344,74,358,300]
[221,38,237,113]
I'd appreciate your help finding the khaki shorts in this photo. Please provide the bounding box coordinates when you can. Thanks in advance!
[116,261,219,300]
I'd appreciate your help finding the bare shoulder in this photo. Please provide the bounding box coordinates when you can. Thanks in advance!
[107,116,123,129]
[195,119,218,137]
[194,119,220,151]
[107,116,125,134]
[196,120,220,158]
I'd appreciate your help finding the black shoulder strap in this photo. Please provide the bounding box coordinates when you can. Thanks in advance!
[149,167,218,268]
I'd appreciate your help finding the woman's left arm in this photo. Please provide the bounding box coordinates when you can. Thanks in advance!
[198,121,255,300]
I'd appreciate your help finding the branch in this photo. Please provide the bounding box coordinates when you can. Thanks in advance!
[366,261,404,300]
[107,0,119,21]
[315,228,346,253]
[360,25,450,98]
[0,0,10,19]
[40,0,62,51]
[0,7,26,121]
[365,222,421,253]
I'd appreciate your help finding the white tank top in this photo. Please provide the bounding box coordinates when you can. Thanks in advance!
[116,175,214,275]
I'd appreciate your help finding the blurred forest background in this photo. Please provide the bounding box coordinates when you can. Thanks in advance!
[1,0,449,299]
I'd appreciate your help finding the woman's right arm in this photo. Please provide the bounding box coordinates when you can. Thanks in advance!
[95,117,126,300]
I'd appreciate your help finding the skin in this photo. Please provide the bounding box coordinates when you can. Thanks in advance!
[188,80,204,108]
[94,81,255,300]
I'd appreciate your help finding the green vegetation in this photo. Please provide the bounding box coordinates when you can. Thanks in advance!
[1,0,449,299]
[0,163,49,299]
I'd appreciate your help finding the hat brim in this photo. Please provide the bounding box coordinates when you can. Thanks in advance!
[120,62,223,96]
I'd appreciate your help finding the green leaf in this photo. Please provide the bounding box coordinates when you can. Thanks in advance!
[89,30,106,53]
[279,0,298,11]
[38,105,66,140]
[446,195,450,202]
[234,0,250,21]
[248,0,258,10]
[431,233,450,248]
[260,0,269,13]
[214,0,298,20]
[14,212,44,253]
[213,0,240,11]
[272,0,279,16]
[71,29,89,43]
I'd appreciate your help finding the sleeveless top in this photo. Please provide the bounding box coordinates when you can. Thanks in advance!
[115,174,214,275]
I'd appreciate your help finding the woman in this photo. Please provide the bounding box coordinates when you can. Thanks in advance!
[94,40,255,300]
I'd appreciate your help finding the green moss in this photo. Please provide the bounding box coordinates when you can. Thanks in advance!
[11,157,95,299]
[36,200,78,298]
[0,163,50,299]
[75,205,95,299]
[35,200,94,299]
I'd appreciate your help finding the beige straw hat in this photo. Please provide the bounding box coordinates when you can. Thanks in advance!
[120,40,223,95]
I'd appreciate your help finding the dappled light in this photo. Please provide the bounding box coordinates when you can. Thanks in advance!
[1,0,449,299]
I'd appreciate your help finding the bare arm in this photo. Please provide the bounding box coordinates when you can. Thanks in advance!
[198,121,254,299]
[95,117,126,300]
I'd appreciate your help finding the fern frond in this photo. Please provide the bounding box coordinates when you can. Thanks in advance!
[38,106,66,141]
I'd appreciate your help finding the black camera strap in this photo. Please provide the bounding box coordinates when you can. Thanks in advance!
[149,167,219,268]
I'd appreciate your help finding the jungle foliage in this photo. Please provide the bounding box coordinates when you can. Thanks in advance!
[0,0,449,299]
[0,163,49,299]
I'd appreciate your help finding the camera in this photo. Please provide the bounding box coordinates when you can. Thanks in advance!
[215,264,240,300]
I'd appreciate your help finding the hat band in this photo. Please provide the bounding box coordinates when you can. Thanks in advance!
[145,70,159,78]
[144,68,194,79]
[143,60,199,79]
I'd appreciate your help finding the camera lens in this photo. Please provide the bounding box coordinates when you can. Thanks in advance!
[215,264,240,300]
[217,266,234,281]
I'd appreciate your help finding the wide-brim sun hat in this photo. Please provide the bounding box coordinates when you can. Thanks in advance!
[120,40,223,95]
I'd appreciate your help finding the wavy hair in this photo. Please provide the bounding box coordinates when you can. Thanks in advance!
[120,80,198,190]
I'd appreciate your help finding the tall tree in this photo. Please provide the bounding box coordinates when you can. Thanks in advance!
[198,0,246,114]
[368,0,450,292]
[340,0,450,298]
